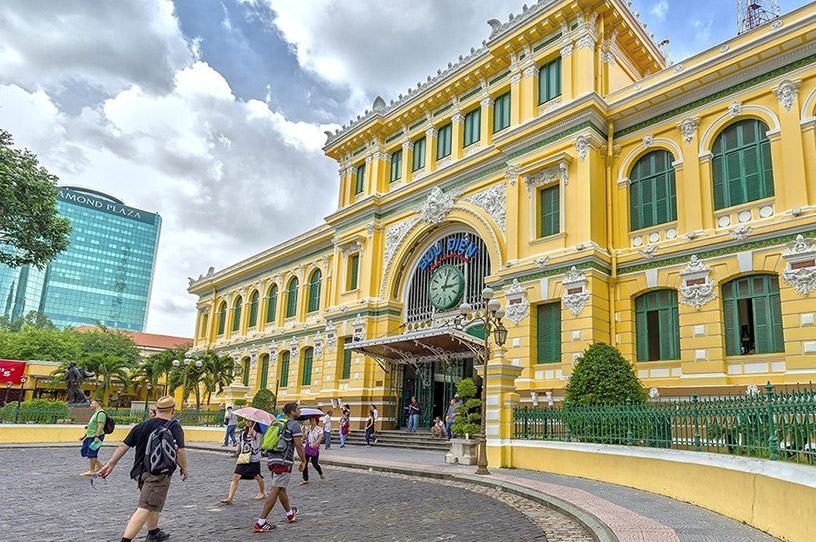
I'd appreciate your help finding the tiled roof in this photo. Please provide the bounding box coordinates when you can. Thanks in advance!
[74,326,192,350]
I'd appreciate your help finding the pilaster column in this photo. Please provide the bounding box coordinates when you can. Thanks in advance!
[772,79,808,210]
[484,346,523,467]
[572,26,597,96]
[425,126,438,173]
[560,41,574,100]
[520,64,538,122]
[509,70,522,126]
[480,95,494,146]
[676,118,704,235]
[401,139,414,184]
[451,111,464,160]
[364,154,374,195]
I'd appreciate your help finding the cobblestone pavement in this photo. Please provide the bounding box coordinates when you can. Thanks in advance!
[0,447,591,541]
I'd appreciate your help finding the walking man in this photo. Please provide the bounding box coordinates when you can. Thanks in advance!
[98,396,187,542]
[407,396,420,432]
[254,402,306,532]
[79,398,107,475]
[321,410,333,449]
[224,405,238,446]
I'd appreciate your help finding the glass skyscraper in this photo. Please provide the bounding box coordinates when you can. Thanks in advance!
[0,186,161,332]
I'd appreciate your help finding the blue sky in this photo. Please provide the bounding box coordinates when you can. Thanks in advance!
[0,0,808,335]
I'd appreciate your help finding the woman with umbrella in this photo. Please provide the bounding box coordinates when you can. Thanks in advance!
[220,407,273,504]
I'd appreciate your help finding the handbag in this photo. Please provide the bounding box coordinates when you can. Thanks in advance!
[236,442,252,464]
[304,443,318,457]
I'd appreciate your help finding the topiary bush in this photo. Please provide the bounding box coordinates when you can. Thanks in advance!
[451,378,481,438]
[251,388,276,413]
[566,343,646,406]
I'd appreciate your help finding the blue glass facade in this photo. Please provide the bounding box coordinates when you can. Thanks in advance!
[0,187,161,331]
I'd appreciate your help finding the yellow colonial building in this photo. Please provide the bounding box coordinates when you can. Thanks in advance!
[188,0,816,432]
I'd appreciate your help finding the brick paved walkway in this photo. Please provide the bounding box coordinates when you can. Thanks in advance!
[188,442,779,542]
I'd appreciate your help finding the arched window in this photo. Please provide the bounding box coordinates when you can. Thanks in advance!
[279,351,290,387]
[248,291,259,328]
[286,278,299,318]
[307,270,322,313]
[242,358,250,387]
[635,290,680,361]
[301,347,313,386]
[722,274,784,356]
[232,297,243,333]
[629,150,677,231]
[266,285,278,324]
[712,119,774,210]
[260,354,269,389]
[217,302,227,335]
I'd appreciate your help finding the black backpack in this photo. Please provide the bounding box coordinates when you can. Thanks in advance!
[101,411,116,435]
[143,420,179,475]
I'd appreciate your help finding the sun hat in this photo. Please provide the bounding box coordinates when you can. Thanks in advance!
[155,396,176,411]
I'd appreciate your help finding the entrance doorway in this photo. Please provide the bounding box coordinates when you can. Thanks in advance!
[399,358,473,430]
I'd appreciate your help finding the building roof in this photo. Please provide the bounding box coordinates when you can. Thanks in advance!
[74,326,192,351]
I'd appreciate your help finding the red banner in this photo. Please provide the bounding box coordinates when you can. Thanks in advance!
[0,360,27,385]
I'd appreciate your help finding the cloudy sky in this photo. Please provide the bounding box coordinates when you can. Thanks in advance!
[0,0,807,337]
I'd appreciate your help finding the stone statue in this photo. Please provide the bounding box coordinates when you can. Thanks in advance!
[65,361,94,407]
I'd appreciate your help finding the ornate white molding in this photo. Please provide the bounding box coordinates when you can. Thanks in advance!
[510,71,522,85]
[772,79,800,112]
[523,64,538,79]
[402,139,414,152]
[730,225,752,240]
[575,33,596,50]
[480,96,494,109]
[560,42,574,57]
[451,111,464,125]
[781,234,816,296]
[505,165,519,187]
[268,340,278,363]
[524,160,568,197]
[677,117,700,145]
[288,338,300,360]
[352,315,366,342]
[535,256,549,269]
[419,186,457,225]
[313,331,324,359]
[640,245,658,259]
[728,101,743,118]
[381,216,421,293]
[562,266,590,316]
[461,183,506,236]
[324,322,337,352]
[679,256,717,309]
[574,136,589,162]
[642,134,654,148]
[504,279,530,324]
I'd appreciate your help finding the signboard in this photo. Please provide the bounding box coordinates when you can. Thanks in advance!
[418,236,480,273]
[56,188,158,225]
[0,360,27,385]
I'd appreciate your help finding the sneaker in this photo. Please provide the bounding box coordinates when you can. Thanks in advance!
[253,522,276,532]
[145,528,171,541]
[287,507,298,523]
[298,480,309,485]
[319,474,325,481]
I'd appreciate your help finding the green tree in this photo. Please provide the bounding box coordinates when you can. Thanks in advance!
[251,388,275,413]
[146,345,191,394]
[0,311,56,332]
[0,326,81,362]
[75,325,141,365]
[132,358,159,401]
[565,343,647,406]
[82,352,133,400]
[451,378,482,438]
[0,129,71,269]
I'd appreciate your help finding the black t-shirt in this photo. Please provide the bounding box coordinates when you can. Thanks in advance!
[409,401,420,415]
[123,417,185,479]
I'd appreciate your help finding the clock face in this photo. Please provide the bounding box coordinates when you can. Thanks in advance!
[428,264,465,310]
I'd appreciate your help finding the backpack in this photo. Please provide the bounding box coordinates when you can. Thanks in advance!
[143,420,179,475]
[101,411,116,435]
[261,418,288,452]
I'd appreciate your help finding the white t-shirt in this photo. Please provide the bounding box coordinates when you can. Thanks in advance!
[322,414,332,432]
[372,408,379,421]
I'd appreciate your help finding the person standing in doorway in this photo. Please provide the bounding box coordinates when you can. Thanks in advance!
[299,416,325,485]
[321,410,332,450]
[223,406,238,447]
[79,398,107,475]
[253,402,306,532]
[98,396,188,542]
[407,396,420,433]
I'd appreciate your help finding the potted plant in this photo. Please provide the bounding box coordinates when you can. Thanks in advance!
[445,378,481,465]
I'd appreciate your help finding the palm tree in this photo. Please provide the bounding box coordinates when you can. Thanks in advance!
[201,351,234,405]
[85,353,133,400]
[132,359,158,403]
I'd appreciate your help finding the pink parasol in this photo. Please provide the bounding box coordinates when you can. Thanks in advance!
[233,407,274,426]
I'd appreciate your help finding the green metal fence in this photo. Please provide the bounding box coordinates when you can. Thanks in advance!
[514,383,816,465]
[0,406,229,427]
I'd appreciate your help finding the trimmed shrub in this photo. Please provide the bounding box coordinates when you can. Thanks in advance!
[566,343,646,406]
[451,378,481,438]
[251,388,276,413]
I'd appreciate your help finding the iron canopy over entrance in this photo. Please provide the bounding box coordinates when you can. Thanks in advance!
[345,326,485,369]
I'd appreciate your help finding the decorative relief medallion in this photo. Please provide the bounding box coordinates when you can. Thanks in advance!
[679,256,717,309]
[728,101,743,118]
[773,79,800,112]
[677,117,700,145]
[562,266,590,316]
[730,225,753,240]
[313,331,324,359]
[640,245,658,259]
[324,322,337,352]
[535,256,549,269]
[574,136,589,162]
[419,186,457,225]
[642,134,654,148]
[505,165,519,187]
[289,338,299,360]
[461,183,507,236]
[781,234,816,296]
[504,279,530,324]
[525,161,568,197]
[352,315,366,342]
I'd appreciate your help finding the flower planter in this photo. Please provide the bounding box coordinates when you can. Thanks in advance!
[444,437,478,465]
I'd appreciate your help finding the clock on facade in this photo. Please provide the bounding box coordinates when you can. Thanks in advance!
[428,264,465,310]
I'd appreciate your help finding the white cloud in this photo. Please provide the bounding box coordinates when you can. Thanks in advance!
[651,1,669,22]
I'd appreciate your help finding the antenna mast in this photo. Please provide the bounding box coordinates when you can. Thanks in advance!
[737,0,780,34]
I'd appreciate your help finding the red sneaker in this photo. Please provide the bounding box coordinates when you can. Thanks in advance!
[287,507,298,523]
[253,522,276,532]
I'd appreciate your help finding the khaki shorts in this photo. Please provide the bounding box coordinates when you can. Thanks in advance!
[138,472,172,512]
[268,465,291,488]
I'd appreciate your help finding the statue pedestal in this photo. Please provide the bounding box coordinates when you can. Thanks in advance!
[222,385,251,406]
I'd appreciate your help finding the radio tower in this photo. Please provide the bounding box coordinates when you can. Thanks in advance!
[737,0,780,34]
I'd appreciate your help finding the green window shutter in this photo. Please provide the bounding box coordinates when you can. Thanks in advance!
[260,355,269,389]
[722,285,739,356]
[464,108,480,147]
[635,295,649,362]
[711,119,772,210]
[437,124,452,159]
[536,303,561,364]
[412,137,426,171]
[308,270,321,313]
[493,92,510,133]
[266,286,278,324]
[280,352,289,387]
[538,58,562,104]
[248,293,259,328]
[355,164,365,194]
[769,286,784,354]
[217,304,227,335]
[390,150,402,181]
[629,150,678,230]
[286,279,298,318]
[232,298,242,332]
[635,290,680,361]
[539,185,560,237]
[342,338,352,379]
[302,348,313,386]
[712,154,725,210]
[752,292,770,354]
[242,359,250,386]
[349,254,359,290]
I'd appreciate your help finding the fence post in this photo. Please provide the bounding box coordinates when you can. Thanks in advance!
[765,381,779,461]
[626,397,633,446]
[692,392,701,452]
[564,399,570,442]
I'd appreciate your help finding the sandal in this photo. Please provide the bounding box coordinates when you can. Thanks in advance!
[219,498,233,504]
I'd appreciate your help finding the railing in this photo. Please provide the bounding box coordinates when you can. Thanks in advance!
[0,406,230,427]
[514,383,816,465]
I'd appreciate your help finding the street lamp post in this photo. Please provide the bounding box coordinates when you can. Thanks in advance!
[143,382,152,419]
[3,382,12,407]
[14,376,28,424]
[453,286,508,476]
